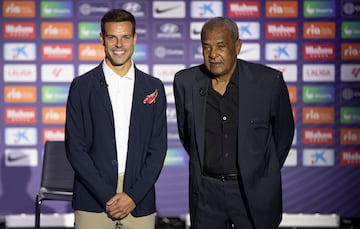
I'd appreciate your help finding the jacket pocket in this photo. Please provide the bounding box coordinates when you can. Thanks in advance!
[249,119,270,154]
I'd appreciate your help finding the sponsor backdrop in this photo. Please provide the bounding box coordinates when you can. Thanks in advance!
[1,0,360,218]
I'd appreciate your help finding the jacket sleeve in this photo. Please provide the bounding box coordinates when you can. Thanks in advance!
[65,78,115,208]
[173,72,190,153]
[271,73,295,167]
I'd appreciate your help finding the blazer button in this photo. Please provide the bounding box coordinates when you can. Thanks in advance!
[112,160,117,166]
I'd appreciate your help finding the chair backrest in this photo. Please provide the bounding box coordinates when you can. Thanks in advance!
[40,140,74,192]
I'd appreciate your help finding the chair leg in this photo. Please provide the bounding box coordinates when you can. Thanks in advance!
[35,195,42,229]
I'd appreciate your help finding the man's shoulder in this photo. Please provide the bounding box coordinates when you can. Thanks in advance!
[69,64,103,93]
[238,59,281,76]
[135,66,164,86]
[174,64,206,83]
[176,64,203,75]
[75,64,102,82]
[173,66,200,87]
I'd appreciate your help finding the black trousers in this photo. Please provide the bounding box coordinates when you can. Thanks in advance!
[193,175,254,229]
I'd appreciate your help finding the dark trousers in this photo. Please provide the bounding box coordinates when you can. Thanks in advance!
[193,176,254,229]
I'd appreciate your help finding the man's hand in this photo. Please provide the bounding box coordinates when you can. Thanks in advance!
[106,193,136,220]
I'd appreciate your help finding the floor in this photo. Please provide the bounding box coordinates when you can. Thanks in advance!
[1,217,359,229]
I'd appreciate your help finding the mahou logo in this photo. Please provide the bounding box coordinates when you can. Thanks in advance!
[42,44,74,60]
[341,150,360,166]
[5,107,37,124]
[303,43,335,60]
[266,22,297,39]
[4,22,35,39]
[42,128,64,143]
[302,128,334,145]
[228,2,260,18]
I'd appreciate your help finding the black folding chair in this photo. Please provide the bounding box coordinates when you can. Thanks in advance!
[35,140,74,229]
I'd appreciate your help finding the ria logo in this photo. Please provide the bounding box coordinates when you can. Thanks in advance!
[340,128,360,144]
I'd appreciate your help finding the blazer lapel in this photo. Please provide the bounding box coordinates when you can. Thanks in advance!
[92,64,114,128]
[129,69,143,127]
[193,73,210,169]
[127,68,146,153]
[237,60,255,159]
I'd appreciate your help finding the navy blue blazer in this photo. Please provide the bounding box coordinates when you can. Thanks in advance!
[65,62,167,216]
[173,59,294,229]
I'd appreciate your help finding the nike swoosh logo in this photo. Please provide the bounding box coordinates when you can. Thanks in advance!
[7,154,28,162]
[240,49,253,55]
[192,29,201,35]
[155,6,180,14]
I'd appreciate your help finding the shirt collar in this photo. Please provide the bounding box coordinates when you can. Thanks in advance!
[102,60,135,81]
[229,62,239,87]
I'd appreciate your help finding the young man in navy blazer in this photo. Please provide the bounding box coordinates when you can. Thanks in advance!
[65,9,167,229]
[173,17,294,229]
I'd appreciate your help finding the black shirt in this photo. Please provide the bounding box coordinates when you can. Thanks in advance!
[204,66,239,175]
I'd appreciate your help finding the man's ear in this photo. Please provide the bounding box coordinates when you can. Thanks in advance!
[100,32,105,46]
[236,39,242,56]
